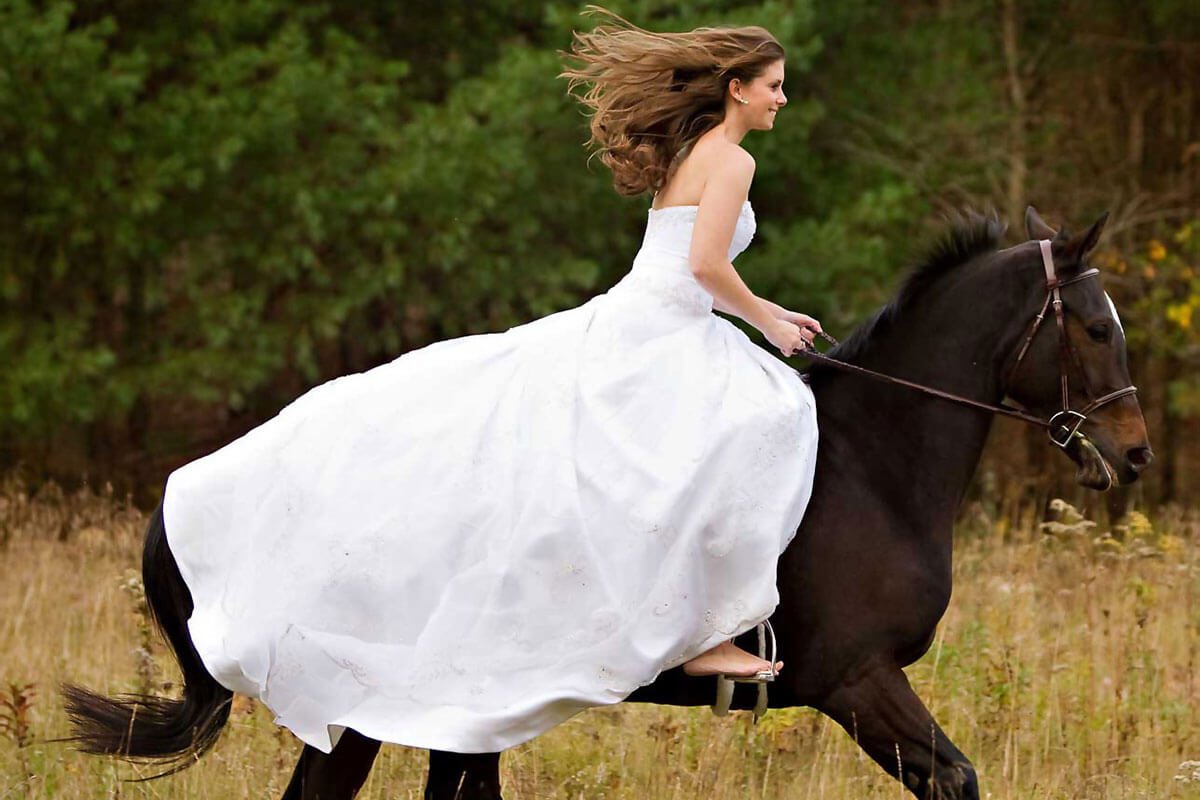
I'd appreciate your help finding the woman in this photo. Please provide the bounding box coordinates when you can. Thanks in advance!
[161,8,820,755]
[561,8,821,676]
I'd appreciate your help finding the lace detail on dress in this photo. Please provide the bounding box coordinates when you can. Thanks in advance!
[611,269,714,315]
[645,200,754,226]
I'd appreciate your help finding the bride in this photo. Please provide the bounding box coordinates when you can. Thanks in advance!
[161,7,821,754]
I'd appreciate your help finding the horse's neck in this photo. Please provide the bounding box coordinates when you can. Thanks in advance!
[813,258,1030,533]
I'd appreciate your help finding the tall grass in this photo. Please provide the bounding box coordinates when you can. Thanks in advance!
[0,477,1197,798]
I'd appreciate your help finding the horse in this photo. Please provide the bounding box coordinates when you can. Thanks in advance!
[62,206,1152,799]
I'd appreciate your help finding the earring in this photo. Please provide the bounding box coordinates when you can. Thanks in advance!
[736,97,749,105]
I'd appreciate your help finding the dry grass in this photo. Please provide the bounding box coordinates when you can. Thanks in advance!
[1,476,1198,798]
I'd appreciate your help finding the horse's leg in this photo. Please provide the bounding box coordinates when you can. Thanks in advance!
[459,752,503,800]
[816,664,978,800]
[424,750,503,800]
[281,729,381,800]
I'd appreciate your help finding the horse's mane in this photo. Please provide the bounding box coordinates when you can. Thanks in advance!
[812,211,1008,369]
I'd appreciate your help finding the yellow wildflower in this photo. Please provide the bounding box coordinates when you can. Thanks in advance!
[1158,534,1184,558]
[1148,240,1167,261]
[1122,510,1154,539]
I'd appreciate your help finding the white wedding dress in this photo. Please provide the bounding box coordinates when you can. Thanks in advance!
[163,199,818,754]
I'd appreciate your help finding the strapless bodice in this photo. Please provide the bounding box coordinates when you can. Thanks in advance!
[607,201,757,316]
[640,200,756,262]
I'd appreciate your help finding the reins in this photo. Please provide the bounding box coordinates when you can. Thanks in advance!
[791,239,1138,450]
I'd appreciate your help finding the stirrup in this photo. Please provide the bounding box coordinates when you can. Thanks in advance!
[715,619,777,684]
[711,620,775,723]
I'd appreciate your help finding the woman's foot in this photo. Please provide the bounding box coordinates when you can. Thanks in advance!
[681,640,783,678]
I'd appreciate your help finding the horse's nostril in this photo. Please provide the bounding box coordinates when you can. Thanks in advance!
[1126,446,1154,471]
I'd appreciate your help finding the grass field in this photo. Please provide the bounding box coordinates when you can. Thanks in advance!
[1,478,1198,799]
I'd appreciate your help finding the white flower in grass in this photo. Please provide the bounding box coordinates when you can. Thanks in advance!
[1174,761,1200,783]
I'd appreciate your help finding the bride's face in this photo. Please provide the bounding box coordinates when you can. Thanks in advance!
[733,59,787,131]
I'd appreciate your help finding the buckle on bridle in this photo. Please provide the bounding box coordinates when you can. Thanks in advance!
[1047,410,1086,448]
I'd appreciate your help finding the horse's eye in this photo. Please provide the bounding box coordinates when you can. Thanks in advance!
[1087,322,1111,343]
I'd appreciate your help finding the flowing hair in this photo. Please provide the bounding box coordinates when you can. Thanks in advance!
[559,6,785,197]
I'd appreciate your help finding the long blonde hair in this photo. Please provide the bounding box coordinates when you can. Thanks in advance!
[559,6,785,197]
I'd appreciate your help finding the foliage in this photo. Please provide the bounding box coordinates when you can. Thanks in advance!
[0,682,36,749]
[0,0,1197,500]
[1119,223,1200,416]
[0,0,411,440]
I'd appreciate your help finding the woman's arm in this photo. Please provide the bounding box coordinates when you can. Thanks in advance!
[734,296,823,335]
[713,294,804,323]
[687,151,812,356]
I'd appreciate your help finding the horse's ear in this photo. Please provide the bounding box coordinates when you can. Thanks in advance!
[1025,206,1057,240]
[1061,211,1110,264]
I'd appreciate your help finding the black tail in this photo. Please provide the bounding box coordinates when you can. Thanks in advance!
[62,502,232,776]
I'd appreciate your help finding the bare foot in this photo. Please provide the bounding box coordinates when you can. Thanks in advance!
[681,640,783,678]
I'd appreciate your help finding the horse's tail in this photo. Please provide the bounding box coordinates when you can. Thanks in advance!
[61,501,232,775]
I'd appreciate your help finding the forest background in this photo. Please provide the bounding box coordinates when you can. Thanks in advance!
[2,0,1198,513]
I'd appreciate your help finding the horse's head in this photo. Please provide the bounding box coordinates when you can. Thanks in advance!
[1003,206,1153,489]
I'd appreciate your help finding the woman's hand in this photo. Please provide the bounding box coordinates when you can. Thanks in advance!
[774,308,823,337]
[762,318,811,357]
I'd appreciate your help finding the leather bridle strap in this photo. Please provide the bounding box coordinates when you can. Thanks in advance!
[1047,240,1075,413]
[795,344,1050,427]
[1025,239,1137,446]
[792,239,1138,448]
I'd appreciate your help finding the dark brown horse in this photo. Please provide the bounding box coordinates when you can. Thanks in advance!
[63,207,1151,799]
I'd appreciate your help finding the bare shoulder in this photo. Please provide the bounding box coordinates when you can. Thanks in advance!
[695,138,754,174]
[658,137,754,207]
[703,142,755,193]
[724,143,757,172]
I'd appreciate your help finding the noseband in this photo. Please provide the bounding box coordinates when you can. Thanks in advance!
[796,239,1138,450]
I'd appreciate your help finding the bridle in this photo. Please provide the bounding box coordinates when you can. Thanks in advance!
[1007,240,1138,446]
[794,238,1138,450]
